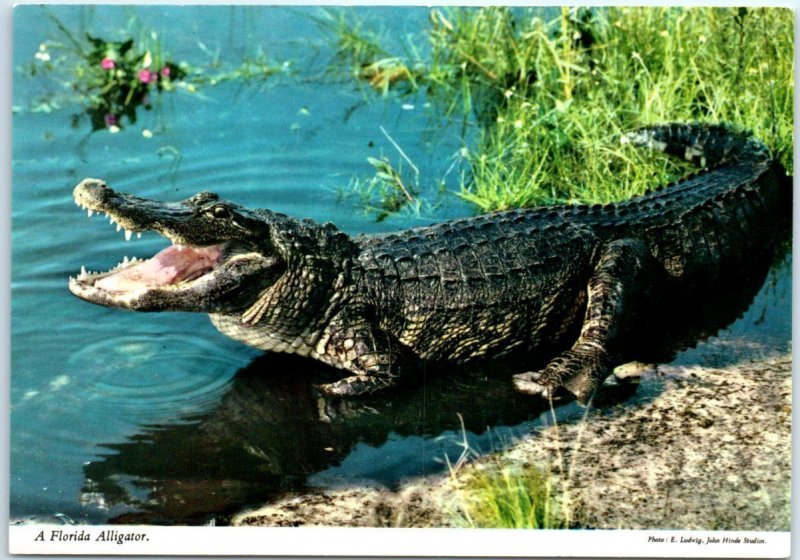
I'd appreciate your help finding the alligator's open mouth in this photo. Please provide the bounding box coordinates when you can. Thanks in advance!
[68,180,281,311]
[70,239,227,295]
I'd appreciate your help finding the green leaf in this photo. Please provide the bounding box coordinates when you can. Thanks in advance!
[119,39,134,57]
[85,34,105,48]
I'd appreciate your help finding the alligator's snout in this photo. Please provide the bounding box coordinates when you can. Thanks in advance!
[73,178,111,205]
[72,178,159,240]
[73,179,126,224]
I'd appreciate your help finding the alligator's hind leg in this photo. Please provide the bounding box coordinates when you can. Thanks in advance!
[514,239,654,404]
[317,312,411,397]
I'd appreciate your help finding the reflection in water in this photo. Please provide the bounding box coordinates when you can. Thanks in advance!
[81,244,787,525]
[83,355,571,525]
[626,243,784,367]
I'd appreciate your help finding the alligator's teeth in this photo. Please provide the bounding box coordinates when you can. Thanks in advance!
[87,209,94,218]
[80,266,87,278]
[130,257,138,263]
[176,244,184,251]
[136,232,142,239]
[123,256,129,264]
[125,230,132,241]
[116,224,121,232]
[110,217,116,225]
[104,212,109,218]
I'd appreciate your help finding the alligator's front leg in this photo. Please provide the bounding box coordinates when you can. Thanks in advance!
[514,239,655,404]
[317,311,411,397]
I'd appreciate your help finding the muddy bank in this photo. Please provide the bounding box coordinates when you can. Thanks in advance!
[232,355,791,530]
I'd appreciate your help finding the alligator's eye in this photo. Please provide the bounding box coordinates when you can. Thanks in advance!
[209,205,231,219]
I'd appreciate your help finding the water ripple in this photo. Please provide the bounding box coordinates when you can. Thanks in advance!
[67,334,240,420]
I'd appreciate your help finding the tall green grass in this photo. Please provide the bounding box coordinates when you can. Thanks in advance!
[445,410,583,529]
[446,7,793,211]
[456,462,570,529]
[327,7,793,213]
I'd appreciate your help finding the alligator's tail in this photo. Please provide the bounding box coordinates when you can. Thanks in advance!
[621,123,771,168]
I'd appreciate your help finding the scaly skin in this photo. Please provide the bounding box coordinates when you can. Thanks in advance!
[69,124,790,403]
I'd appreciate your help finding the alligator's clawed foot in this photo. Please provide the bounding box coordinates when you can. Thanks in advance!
[512,371,561,400]
[514,348,609,405]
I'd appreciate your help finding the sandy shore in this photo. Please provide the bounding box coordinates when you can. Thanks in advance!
[232,355,791,530]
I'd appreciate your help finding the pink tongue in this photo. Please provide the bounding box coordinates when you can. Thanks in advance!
[95,244,222,292]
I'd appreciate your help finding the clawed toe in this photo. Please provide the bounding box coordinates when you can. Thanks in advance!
[512,371,557,398]
[317,374,396,398]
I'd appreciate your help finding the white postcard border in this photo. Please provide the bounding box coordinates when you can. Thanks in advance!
[8,526,791,557]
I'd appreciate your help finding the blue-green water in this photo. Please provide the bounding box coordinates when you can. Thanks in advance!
[11,6,791,526]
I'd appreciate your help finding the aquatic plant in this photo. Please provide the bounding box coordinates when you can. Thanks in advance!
[24,10,187,133]
[76,34,185,132]
[22,8,291,134]
[343,155,424,222]
[337,125,435,222]
[312,9,427,97]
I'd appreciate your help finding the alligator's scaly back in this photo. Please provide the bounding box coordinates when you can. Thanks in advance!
[69,123,789,404]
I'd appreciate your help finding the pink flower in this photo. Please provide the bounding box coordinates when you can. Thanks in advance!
[101,58,116,70]
[104,114,118,127]
[138,69,157,83]
[160,66,171,78]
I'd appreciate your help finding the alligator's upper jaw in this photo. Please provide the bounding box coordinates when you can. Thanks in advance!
[69,179,281,312]
[72,178,190,244]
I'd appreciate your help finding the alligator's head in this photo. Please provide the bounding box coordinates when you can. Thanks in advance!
[68,178,351,317]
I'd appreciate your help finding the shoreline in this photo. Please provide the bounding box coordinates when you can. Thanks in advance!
[232,354,791,530]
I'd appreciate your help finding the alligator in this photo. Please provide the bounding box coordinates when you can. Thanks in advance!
[69,123,790,403]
